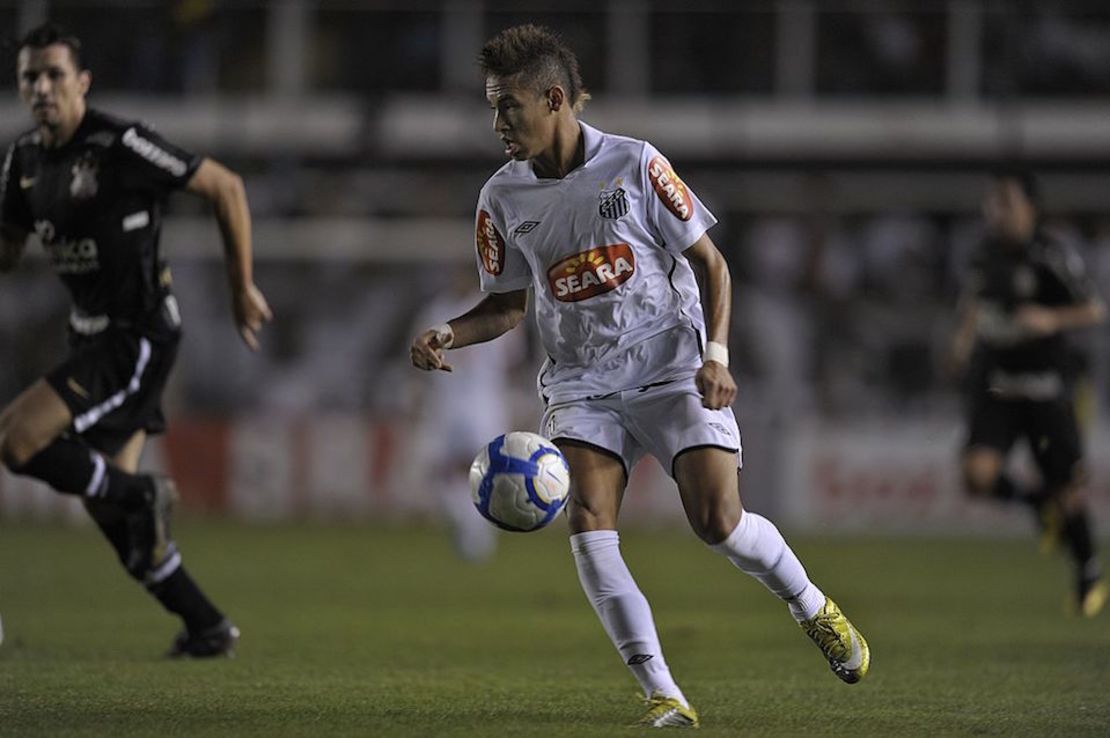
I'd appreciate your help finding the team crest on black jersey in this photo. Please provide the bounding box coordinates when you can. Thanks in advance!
[598,187,629,220]
[1012,266,1037,298]
[69,154,99,200]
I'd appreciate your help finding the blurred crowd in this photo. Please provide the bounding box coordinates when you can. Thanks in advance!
[3,3,1108,98]
[3,1,1110,428]
[4,210,1108,426]
[730,211,1110,422]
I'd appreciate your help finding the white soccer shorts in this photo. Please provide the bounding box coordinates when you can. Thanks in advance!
[539,375,742,477]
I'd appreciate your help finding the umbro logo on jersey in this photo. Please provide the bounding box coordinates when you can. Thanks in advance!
[598,187,629,220]
[513,220,541,235]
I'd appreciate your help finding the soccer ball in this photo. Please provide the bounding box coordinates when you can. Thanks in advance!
[469,432,571,532]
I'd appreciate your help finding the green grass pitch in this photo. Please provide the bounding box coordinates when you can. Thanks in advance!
[1,521,1108,736]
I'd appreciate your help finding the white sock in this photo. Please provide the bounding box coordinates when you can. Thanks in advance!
[710,511,825,622]
[571,530,688,706]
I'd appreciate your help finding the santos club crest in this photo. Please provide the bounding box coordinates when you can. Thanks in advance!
[598,186,629,220]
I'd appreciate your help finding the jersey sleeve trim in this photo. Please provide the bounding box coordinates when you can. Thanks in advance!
[481,282,531,294]
[674,226,712,254]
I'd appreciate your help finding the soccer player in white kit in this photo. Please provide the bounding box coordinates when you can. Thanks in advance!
[411,24,870,728]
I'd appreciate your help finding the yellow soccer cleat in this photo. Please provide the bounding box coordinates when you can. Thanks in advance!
[1037,504,1062,555]
[800,597,870,684]
[635,692,699,729]
[1079,579,1108,618]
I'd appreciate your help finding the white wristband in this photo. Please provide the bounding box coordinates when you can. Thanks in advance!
[705,341,729,367]
[432,323,454,349]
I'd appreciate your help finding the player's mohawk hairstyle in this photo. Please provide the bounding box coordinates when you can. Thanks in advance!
[479,24,591,113]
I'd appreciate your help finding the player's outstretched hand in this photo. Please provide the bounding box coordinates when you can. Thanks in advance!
[234,282,274,351]
[695,360,736,409]
[411,327,454,372]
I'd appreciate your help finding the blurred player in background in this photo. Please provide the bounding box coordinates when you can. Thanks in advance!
[412,24,869,728]
[407,265,525,562]
[951,171,1106,617]
[0,24,272,655]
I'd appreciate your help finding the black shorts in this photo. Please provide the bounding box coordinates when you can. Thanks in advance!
[965,392,1083,487]
[45,325,181,457]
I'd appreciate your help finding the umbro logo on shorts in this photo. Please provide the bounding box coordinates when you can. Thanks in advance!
[709,422,733,437]
[514,220,541,235]
[627,654,654,665]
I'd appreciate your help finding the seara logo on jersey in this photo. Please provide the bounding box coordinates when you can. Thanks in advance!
[476,209,505,275]
[547,244,635,302]
[648,155,693,222]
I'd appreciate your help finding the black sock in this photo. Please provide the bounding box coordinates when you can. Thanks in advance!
[147,567,226,634]
[994,475,1054,516]
[12,436,148,509]
[1062,509,1099,580]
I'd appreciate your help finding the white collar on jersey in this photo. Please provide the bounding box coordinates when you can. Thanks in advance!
[579,121,603,165]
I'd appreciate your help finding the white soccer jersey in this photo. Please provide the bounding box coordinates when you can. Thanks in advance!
[475,122,718,404]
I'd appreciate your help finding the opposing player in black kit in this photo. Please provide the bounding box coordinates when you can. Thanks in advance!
[951,171,1107,617]
[0,24,272,654]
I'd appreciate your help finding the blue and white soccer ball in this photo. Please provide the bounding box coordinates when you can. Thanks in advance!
[469,431,571,532]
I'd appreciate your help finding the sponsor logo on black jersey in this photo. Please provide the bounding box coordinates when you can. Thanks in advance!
[598,187,629,220]
[122,127,189,178]
[36,219,100,274]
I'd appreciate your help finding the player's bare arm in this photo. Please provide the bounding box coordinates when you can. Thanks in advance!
[683,234,736,410]
[185,158,272,351]
[411,289,528,373]
[948,295,979,376]
[0,223,28,272]
[1015,298,1107,336]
